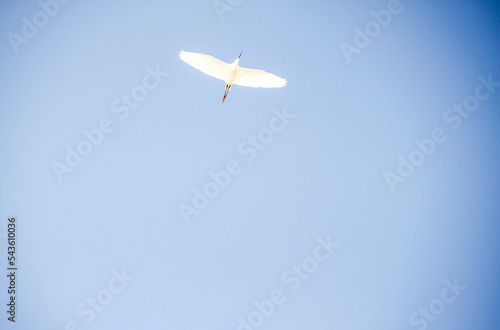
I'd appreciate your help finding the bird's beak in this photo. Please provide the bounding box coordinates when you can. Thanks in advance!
[222,89,229,103]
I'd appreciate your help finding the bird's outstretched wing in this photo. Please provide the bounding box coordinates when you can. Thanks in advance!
[179,51,231,82]
[233,67,287,88]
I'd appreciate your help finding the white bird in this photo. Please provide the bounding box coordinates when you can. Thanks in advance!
[179,50,286,102]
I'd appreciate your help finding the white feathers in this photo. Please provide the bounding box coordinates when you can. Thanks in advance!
[233,67,287,88]
[179,51,231,82]
[179,50,286,88]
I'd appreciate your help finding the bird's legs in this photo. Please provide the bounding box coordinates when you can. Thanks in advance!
[222,84,232,103]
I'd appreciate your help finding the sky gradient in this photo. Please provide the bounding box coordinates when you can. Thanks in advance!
[1,0,499,329]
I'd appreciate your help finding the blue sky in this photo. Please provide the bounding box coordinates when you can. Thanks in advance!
[1,0,499,329]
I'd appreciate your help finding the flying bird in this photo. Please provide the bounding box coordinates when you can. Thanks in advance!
[179,51,286,102]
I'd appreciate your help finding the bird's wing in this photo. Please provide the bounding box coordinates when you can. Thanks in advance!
[233,67,287,88]
[179,51,231,82]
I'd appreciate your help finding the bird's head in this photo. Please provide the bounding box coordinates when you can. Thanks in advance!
[233,52,242,66]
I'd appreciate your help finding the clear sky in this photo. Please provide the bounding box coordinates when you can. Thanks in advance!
[1,0,499,329]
